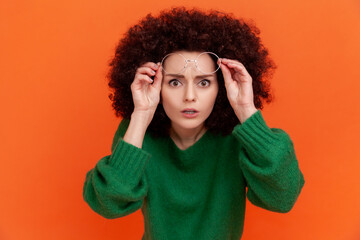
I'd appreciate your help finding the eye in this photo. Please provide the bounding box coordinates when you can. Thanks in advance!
[169,79,182,87]
[198,79,210,87]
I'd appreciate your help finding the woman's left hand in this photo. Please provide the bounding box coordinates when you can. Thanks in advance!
[218,58,258,124]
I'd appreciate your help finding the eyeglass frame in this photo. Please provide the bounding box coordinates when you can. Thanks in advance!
[160,51,222,75]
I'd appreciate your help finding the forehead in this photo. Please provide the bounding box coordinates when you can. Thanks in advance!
[163,50,214,64]
[162,50,218,77]
[172,50,203,59]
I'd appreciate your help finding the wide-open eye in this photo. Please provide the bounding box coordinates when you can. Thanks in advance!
[198,79,210,87]
[169,79,182,87]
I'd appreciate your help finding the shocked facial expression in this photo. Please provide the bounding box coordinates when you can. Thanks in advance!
[160,51,219,132]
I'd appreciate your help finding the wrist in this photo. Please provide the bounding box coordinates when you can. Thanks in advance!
[131,109,155,126]
[234,105,258,124]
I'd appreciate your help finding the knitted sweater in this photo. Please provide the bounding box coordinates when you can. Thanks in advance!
[83,110,305,240]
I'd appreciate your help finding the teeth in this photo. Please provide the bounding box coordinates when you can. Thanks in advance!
[184,111,195,114]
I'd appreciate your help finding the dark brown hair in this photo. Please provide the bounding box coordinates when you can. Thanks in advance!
[107,6,276,137]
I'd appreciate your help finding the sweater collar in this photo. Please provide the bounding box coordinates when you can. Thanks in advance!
[166,130,215,169]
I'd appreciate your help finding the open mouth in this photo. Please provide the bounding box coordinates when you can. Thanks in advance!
[181,109,198,114]
[181,109,199,118]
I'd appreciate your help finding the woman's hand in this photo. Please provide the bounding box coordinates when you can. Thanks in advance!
[218,58,258,124]
[131,62,163,116]
[123,62,162,148]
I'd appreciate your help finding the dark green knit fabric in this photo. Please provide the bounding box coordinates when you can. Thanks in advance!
[83,110,305,240]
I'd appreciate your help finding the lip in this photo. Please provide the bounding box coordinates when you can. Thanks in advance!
[181,108,199,113]
[181,108,199,118]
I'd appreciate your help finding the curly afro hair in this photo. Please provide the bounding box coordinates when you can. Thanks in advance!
[107,6,276,137]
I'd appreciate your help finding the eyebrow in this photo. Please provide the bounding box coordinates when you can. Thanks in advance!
[164,74,214,78]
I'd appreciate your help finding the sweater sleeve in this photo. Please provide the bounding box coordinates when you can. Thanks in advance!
[232,110,305,213]
[83,118,151,219]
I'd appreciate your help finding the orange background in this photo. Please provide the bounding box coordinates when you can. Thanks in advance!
[1,0,360,239]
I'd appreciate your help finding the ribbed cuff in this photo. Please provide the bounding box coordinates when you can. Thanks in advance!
[109,138,151,182]
[232,110,285,159]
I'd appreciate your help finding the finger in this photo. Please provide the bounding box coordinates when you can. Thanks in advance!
[226,63,246,76]
[221,59,250,77]
[220,58,243,65]
[136,66,157,77]
[152,63,162,89]
[134,73,153,85]
[219,60,233,87]
[140,61,160,71]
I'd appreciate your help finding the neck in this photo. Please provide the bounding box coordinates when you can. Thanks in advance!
[169,123,207,150]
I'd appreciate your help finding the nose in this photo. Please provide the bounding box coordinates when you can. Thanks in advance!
[184,82,197,102]
[182,67,198,102]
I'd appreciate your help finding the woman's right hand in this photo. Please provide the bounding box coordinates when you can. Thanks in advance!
[131,62,163,115]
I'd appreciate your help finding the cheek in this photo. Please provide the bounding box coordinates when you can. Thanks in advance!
[160,88,177,109]
[203,88,219,110]
[160,88,168,103]
[203,86,218,100]
[211,84,219,101]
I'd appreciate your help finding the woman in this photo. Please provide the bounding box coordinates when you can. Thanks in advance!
[83,7,305,240]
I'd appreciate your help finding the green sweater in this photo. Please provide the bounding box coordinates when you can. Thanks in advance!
[83,110,305,240]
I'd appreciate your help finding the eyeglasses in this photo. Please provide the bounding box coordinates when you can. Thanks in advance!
[160,51,222,75]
